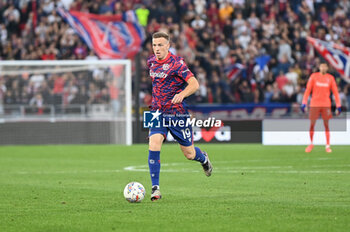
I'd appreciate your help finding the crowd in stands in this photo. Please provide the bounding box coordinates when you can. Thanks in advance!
[0,0,350,114]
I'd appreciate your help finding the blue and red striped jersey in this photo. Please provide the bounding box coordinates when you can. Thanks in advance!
[147,52,194,114]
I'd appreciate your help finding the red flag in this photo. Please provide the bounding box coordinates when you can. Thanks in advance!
[307,37,350,83]
[57,8,145,59]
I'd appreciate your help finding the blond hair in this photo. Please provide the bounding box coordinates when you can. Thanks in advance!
[152,31,170,42]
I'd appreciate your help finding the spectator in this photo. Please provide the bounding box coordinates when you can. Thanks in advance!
[0,78,6,114]
[136,4,150,27]
[254,86,264,104]
[278,38,293,63]
[0,0,348,111]
[264,84,273,103]
[238,30,251,50]
[247,12,260,30]
[64,79,79,104]
[99,0,113,15]
[239,80,254,103]
[108,79,120,115]
[191,15,206,31]
[285,66,299,88]
[194,0,206,15]
[71,85,89,105]
[343,84,350,111]
[282,79,295,102]
[29,93,44,114]
[218,2,234,23]
[29,72,45,93]
[222,18,233,40]
[253,61,269,84]
[233,12,245,33]
[270,82,282,103]
[0,24,7,45]
[338,86,348,110]
[216,41,230,59]
[52,74,66,106]
[276,71,288,91]
[195,67,208,103]
[4,89,16,105]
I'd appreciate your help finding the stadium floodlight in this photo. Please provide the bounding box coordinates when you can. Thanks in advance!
[0,59,132,145]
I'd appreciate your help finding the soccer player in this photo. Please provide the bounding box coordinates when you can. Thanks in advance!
[147,31,213,201]
[301,62,341,153]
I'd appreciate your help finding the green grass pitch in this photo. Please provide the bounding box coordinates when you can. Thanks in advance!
[0,144,349,232]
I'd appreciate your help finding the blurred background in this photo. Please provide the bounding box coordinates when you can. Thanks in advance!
[0,0,349,144]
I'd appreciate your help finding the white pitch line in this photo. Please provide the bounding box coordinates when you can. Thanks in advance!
[215,166,293,170]
[271,170,350,174]
[123,163,294,172]
[4,161,349,175]
[124,165,202,173]
[310,164,350,168]
[316,158,332,160]
[212,157,334,164]
[13,170,121,175]
[123,162,350,174]
[209,170,350,174]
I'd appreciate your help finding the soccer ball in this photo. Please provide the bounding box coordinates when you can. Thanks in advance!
[123,182,146,203]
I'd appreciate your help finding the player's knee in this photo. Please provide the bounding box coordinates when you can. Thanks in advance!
[149,136,163,151]
[183,151,195,160]
[149,141,161,151]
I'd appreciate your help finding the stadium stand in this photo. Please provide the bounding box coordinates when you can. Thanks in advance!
[0,0,349,112]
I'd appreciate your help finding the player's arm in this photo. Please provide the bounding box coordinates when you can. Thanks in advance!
[301,74,314,112]
[171,76,199,104]
[331,76,342,115]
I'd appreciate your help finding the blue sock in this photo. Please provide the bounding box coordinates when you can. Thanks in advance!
[194,147,207,164]
[148,150,160,187]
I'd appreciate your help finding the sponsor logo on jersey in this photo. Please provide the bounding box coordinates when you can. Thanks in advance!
[315,81,329,87]
[150,70,168,79]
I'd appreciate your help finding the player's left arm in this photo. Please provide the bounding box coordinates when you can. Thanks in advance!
[171,76,199,104]
[330,76,341,114]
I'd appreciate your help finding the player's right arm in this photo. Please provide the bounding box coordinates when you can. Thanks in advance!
[302,74,315,110]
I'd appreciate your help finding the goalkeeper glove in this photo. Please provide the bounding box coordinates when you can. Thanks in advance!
[335,107,341,116]
[301,104,307,113]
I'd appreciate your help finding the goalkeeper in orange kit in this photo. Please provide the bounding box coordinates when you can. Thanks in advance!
[301,63,341,153]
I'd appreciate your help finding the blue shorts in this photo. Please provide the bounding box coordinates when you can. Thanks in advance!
[149,116,193,147]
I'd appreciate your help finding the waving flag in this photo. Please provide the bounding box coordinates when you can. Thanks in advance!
[307,37,350,83]
[224,63,245,81]
[58,8,145,59]
[255,55,270,70]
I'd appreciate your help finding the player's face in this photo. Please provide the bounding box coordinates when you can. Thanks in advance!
[319,64,328,74]
[152,37,170,60]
